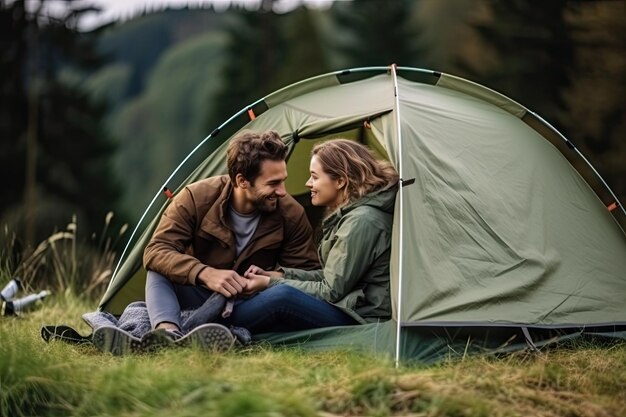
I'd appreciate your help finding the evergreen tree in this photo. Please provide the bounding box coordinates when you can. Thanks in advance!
[0,1,28,223]
[563,1,626,208]
[272,7,329,88]
[206,3,285,132]
[463,0,578,132]
[206,2,330,133]
[0,0,122,246]
[330,0,426,68]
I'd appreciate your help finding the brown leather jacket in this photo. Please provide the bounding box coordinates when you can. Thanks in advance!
[144,175,320,285]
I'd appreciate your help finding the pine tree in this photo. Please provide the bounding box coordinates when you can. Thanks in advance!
[463,0,578,132]
[205,2,331,134]
[563,1,626,208]
[205,3,285,133]
[330,0,426,68]
[0,0,122,246]
[271,7,329,88]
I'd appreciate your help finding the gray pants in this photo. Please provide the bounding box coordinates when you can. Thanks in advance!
[145,271,213,329]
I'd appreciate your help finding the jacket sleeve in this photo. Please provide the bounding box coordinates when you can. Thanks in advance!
[277,206,321,270]
[143,188,206,285]
[279,212,388,302]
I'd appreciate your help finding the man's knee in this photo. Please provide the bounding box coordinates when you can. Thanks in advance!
[146,270,170,285]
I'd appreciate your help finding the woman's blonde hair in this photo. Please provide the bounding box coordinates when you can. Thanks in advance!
[311,139,399,208]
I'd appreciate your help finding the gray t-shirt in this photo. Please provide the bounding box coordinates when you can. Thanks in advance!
[229,206,261,256]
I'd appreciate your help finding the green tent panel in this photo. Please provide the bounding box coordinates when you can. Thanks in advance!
[100,67,626,363]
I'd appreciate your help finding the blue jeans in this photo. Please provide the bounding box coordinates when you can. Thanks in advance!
[146,271,357,333]
[221,285,358,333]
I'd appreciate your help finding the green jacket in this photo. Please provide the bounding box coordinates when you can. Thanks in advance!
[277,185,397,324]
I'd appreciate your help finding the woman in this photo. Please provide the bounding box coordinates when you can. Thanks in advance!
[222,139,399,333]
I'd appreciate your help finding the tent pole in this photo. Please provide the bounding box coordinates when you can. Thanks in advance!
[390,64,405,367]
[528,111,626,218]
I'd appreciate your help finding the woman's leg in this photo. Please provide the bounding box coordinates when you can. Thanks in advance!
[221,284,358,333]
[145,271,212,329]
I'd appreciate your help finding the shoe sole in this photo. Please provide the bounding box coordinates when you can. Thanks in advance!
[176,323,235,352]
[140,329,176,353]
[93,326,174,356]
[92,326,143,356]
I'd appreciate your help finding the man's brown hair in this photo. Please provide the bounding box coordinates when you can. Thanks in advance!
[226,130,288,185]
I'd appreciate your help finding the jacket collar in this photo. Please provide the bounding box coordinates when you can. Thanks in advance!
[322,183,398,231]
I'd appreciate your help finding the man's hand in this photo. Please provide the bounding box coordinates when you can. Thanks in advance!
[244,265,284,279]
[196,267,247,297]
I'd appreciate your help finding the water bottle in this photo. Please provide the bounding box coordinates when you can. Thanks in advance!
[0,278,22,301]
[2,290,51,316]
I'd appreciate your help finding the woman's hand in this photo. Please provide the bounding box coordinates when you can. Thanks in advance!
[242,265,284,296]
[242,273,271,296]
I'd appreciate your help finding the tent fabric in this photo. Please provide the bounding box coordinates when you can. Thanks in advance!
[99,67,626,363]
[394,76,626,326]
[256,322,626,364]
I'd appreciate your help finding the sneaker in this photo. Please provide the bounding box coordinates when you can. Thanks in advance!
[175,323,235,352]
[41,324,91,345]
[140,328,182,348]
[92,326,143,356]
[163,328,185,341]
[229,326,252,346]
[93,326,174,356]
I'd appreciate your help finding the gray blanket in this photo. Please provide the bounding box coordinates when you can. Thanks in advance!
[82,293,250,343]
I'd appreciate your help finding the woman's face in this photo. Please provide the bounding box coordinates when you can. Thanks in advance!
[306,155,344,209]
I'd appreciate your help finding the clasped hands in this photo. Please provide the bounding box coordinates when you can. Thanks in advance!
[196,265,284,298]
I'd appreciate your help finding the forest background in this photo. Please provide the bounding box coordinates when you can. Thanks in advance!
[1,0,624,258]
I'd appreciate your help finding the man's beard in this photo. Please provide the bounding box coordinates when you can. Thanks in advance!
[251,190,279,213]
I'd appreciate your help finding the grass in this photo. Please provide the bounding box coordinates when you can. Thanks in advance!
[1,294,625,417]
[2,222,626,416]
[3,213,127,300]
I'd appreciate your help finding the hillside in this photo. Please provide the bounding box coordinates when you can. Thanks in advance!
[85,8,233,217]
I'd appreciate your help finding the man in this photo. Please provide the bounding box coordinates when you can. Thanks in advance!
[143,130,320,340]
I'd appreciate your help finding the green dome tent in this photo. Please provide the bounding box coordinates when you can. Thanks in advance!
[99,66,626,364]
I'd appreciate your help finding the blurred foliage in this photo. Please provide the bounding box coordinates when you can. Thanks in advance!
[461,0,577,122]
[206,4,329,132]
[1,0,624,238]
[205,5,289,136]
[93,0,625,224]
[330,0,427,68]
[0,0,123,249]
[562,1,626,211]
[109,32,227,213]
[96,9,229,100]
[457,0,626,213]
[1,213,127,299]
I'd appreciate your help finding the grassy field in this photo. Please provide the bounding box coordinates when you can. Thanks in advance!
[1,293,625,417]
[1,222,625,416]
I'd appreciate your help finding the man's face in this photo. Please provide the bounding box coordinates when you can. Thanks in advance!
[245,159,288,212]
